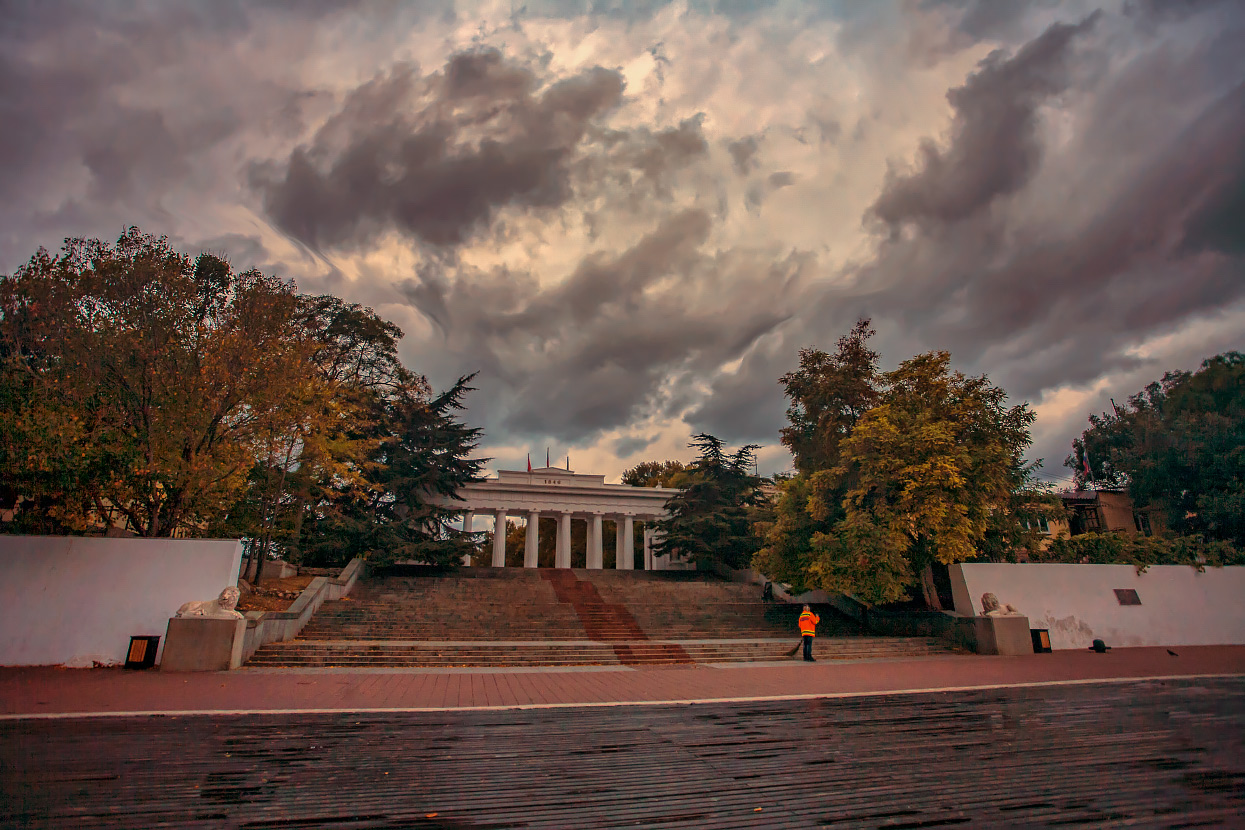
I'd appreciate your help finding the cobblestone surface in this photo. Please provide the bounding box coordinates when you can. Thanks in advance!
[3,676,1243,829]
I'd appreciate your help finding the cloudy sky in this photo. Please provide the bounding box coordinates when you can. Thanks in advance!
[3,0,1242,486]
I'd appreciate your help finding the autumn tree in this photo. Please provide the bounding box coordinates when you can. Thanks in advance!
[222,296,421,577]
[1,229,486,570]
[754,319,882,591]
[1068,352,1244,546]
[621,460,689,488]
[0,230,316,537]
[652,434,768,569]
[757,339,1047,603]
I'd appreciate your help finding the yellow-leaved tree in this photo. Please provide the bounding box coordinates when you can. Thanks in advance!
[755,326,1054,604]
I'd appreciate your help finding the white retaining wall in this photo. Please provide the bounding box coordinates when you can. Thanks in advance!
[950,563,1245,650]
[0,535,242,667]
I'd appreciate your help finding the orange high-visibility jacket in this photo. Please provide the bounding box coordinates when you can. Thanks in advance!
[798,610,820,637]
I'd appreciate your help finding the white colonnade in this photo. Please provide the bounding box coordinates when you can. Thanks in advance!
[433,466,679,570]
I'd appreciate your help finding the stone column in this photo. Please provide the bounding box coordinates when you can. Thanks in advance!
[587,514,604,569]
[615,519,626,570]
[556,512,572,568]
[461,511,475,566]
[524,510,540,568]
[644,526,656,570]
[492,509,507,568]
[618,515,634,570]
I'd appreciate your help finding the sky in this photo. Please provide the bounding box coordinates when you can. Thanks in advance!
[3,0,1242,487]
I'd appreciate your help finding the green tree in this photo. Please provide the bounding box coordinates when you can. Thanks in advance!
[757,343,1044,603]
[779,318,880,474]
[0,230,315,537]
[224,296,421,578]
[652,434,767,569]
[1068,352,1244,545]
[753,319,882,591]
[298,374,487,567]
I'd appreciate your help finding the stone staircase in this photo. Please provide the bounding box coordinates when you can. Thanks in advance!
[246,567,961,668]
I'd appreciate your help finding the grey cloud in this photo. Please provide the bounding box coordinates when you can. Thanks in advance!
[396,210,803,445]
[612,434,658,457]
[745,171,797,212]
[728,136,760,175]
[845,77,1245,403]
[691,4,1244,465]
[0,0,396,269]
[255,51,626,251]
[576,117,711,205]
[5,0,1242,480]
[686,344,793,443]
[955,80,1245,375]
[919,0,1063,42]
[194,233,271,270]
[869,13,1099,230]
[1124,0,1238,26]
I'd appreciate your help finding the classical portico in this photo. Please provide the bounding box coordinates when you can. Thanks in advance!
[443,467,679,569]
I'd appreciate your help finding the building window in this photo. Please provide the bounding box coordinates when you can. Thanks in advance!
[1133,511,1153,537]
[1020,515,1050,533]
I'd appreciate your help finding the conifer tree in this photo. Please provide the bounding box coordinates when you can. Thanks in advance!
[653,434,766,569]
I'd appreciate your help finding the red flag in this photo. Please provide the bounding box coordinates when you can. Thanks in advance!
[527,453,532,473]
[1082,446,1091,478]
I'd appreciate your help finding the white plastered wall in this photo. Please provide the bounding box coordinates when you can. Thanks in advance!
[0,536,242,667]
[950,563,1245,650]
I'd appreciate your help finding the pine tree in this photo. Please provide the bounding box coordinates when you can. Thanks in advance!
[369,374,487,566]
[653,434,767,569]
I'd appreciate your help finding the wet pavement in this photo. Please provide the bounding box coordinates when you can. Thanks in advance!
[3,675,1244,829]
[4,646,1244,717]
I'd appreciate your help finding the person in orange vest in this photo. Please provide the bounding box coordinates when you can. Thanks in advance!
[798,604,820,662]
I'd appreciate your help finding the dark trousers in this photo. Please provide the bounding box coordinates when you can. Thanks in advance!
[802,635,814,661]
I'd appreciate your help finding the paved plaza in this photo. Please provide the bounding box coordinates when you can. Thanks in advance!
[3,648,1245,828]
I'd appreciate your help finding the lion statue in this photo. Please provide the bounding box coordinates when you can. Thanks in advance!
[176,586,244,620]
[981,592,1022,617]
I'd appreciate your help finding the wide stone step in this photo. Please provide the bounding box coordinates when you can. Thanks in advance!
[242,570,948,669]
[247,637,959,668]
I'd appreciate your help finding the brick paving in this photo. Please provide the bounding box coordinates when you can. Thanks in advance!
[2,645,1243,717]
[3,675,1243,828]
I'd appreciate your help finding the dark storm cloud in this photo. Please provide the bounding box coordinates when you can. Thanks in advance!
[869,13,1099,230]
[595,118,710,187]
[396,209,804,444]
[612,434,658,456]
[1124,0,1239,26]
[887,76,1245,397]
[919,0,1062,41]
[691,2,1245,459]
[255,51,626,251]
[0,0,402,269]
[727,136,761,175]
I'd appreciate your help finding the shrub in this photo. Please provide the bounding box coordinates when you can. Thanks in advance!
[1029,532,1245,572]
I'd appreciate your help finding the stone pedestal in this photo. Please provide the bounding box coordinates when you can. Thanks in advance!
[974,615,1033,656]
[161,617,246,671]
